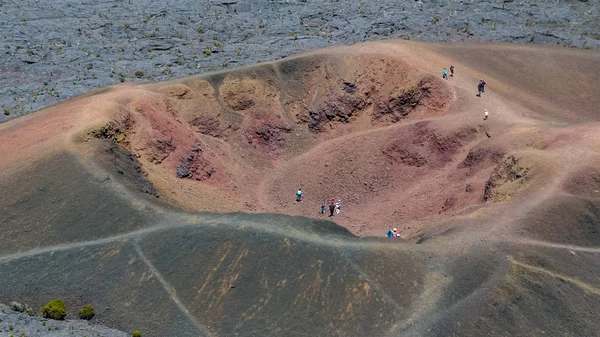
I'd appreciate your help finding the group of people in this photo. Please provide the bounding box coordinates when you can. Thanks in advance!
[296,68,489,234]
[320,199,341,217]
[442,65,455,79]
[442,67,490,121]
[296,189,341,217]
[386,228,399,239]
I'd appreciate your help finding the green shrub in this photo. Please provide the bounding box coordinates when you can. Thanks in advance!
[132,330,141,337]
[78,305,95,320]
[41,299,66,320]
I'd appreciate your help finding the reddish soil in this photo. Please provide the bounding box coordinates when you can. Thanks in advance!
[1,41,599,239]
[1,41,600,337]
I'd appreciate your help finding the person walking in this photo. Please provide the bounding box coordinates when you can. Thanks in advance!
[450,65,455,77]
[481,79,486,92]
[442,68,448,79]
[329,201,336,217]
[296,188,303,202]
[477,81,484,97]
[483,109,489,121]
[335,200,341,214]
[320,203,326,214]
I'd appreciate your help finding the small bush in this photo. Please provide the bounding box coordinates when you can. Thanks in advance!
[78,305,95,320]
[132,330,141,337]
[134,71,144,78]
[432,16,441,24]
[9,324,14,330]
[11,301,25,312]
[3,109,10,115]
[41,299,66,320]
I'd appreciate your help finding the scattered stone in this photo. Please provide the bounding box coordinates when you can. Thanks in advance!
[1,0,597,122]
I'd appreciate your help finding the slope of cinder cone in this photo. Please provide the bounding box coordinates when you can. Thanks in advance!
[0,41,600,337]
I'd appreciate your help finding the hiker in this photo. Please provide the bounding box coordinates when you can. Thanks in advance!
[477,81,484,97]
[335,200,341,214]
[386,229,394,238]
[329,201,336,217]
[320,203,326,214]
[393,228,399,238]
[296,188,303,202]
[442,68,448,79]
[450,65,455,77]
[483,109,489,121]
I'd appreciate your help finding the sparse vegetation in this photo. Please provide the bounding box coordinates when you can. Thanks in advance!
[41,299,66,320]
[4,109,10,116]
[432,16,441,24]
[124,23,131,30]
[10,301,24,312]
[134,71,144,78]
[525,17,536,26]
[9,324,14,330]
[77,305,95,320]
[132,330,141,337]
